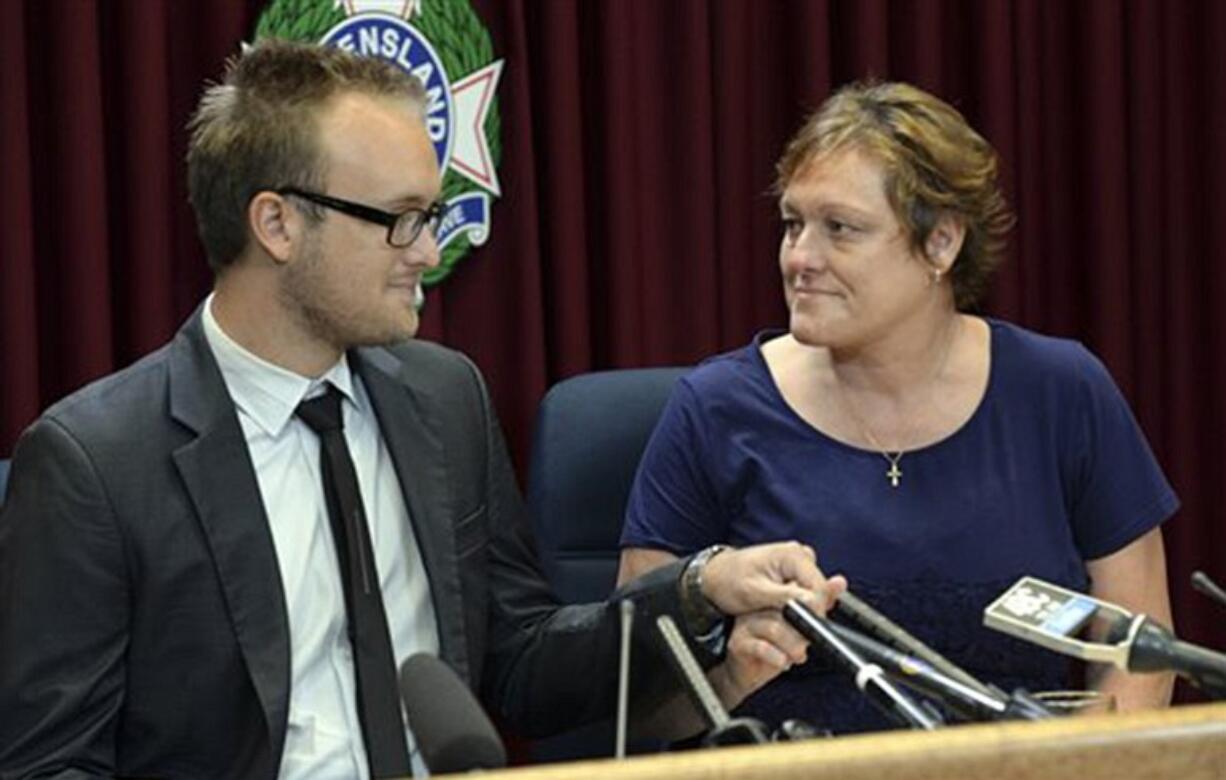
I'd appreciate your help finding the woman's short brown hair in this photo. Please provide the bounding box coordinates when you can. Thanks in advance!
[186,39,426,271]
[775,81,1014,309]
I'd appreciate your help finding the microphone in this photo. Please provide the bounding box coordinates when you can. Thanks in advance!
[398,653,507,773]
[821,620,1052,722]
[1104,616,1226,699]
[835,591,996,698]
[783,600,943,730]
[654,614,770,746]
[984,576,1226,700]
[1192,571,1226,611]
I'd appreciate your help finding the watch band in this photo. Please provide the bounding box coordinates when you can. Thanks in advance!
[680,544,730,636]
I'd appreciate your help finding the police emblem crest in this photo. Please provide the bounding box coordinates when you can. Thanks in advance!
[256,0,503,286]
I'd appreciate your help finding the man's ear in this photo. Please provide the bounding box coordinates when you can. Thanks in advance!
[924,214,967,274]
[247,191,296,264]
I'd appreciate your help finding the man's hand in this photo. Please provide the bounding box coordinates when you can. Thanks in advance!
[701,541,846,617]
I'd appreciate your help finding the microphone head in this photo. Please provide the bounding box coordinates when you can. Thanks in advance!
[399,653,507,773]
[983,577,1133,668]
[1191,570,1226,610]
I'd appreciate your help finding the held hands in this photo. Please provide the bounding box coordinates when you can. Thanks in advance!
[710,610,810,708]
[700,541,846,617]
[699,542,847,708]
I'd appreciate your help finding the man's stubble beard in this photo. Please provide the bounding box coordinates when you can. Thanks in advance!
[280,236,418,353]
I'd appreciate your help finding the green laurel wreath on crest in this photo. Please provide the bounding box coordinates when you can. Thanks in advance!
[255,0,503,285]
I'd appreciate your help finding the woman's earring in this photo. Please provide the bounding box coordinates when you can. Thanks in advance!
[930,267,944,286]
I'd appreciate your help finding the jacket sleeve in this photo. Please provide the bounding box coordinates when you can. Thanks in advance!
[459,360,687,739]
[0,418,126,779]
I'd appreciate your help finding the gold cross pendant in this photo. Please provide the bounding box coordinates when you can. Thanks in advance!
[886,462,902,488]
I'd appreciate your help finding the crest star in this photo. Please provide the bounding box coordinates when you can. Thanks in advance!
[340,0,420,20]
[449,61,503,196]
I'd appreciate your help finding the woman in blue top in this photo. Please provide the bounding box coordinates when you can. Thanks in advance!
[619,81,1177,735]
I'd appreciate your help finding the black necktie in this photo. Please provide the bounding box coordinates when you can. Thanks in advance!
[296,387,411,778]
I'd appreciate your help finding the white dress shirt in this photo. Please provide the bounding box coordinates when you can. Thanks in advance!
[202,296,439,779]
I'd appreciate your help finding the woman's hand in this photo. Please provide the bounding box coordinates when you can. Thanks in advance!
[710,609,811,709]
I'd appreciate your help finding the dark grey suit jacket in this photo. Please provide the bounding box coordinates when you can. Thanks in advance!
[0,311,681,779]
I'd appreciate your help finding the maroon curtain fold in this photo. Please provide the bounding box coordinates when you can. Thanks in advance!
[0,2,38,434]
[2,0,1224,692]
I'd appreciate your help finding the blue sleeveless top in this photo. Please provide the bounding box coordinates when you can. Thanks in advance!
[621,319,1178,734]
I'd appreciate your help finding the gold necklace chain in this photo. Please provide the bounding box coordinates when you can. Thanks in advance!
[835,318,961,488]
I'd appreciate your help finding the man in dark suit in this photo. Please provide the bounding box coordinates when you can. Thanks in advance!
[0,41,839,779]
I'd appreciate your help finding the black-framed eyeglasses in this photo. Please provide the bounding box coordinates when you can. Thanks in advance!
[277,187,443,248]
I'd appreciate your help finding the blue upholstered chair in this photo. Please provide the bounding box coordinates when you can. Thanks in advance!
[524,367,687,762]
[527,367,688,605]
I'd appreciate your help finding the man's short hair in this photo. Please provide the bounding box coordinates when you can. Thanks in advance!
[775,81,1015,310]
[186,39,427,271]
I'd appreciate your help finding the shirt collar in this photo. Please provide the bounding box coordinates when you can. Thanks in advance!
[201,293,357,437]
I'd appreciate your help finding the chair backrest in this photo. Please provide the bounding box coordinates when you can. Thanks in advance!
[0,459,9,507]
[524,368,685,763]
[527,367,687,605]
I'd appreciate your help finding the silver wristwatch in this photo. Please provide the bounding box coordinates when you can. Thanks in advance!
[679,544,730,636]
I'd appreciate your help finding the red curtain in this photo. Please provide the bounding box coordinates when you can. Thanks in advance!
[2,0,1224,689]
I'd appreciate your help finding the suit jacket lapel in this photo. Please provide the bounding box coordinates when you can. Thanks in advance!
[168,311,291,761]
[354,348,469,682]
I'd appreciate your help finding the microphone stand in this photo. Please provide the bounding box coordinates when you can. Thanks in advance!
[615,599,634,759]
[655,615,771,746]
[784,600,943,730]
